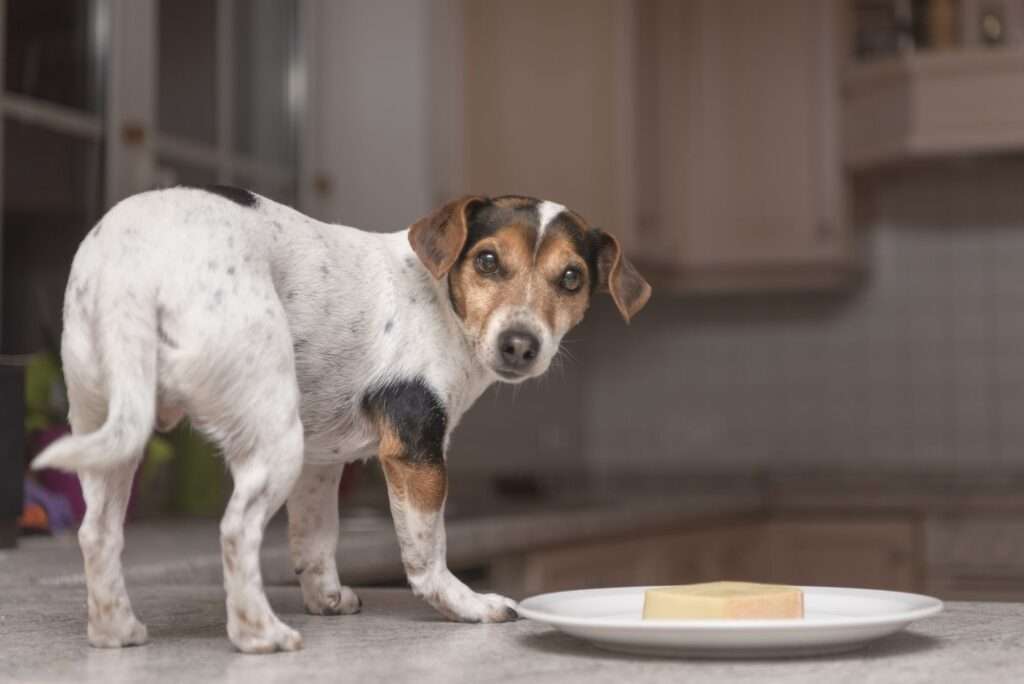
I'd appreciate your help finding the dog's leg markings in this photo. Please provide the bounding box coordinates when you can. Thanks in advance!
[287,462,361,615]
[365,380,518,623]
[78,460,149,648]
[220,414,305,654]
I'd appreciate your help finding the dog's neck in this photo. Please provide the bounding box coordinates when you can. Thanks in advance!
[389,235,496,419]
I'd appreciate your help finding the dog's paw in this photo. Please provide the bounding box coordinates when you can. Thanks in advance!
[303,585,362,616]
[229,615,304,654]
[432,589,519,624]
[88,616,149,648]
[463,592,519,623]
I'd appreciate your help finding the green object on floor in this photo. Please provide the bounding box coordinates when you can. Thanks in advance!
[170,422,228,517]
[23,352,63,433]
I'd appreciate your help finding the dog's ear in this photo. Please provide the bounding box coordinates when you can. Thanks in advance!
[592,229,652,323]
[408,196,486,279]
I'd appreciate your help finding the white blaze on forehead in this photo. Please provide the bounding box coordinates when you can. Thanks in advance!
[534,201,566,257]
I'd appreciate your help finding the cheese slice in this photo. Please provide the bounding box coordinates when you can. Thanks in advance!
[642,581,804,620]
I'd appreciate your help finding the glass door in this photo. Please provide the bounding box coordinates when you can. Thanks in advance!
[0,0,303,354]
[154,0,300,204]
[1,0,108,353]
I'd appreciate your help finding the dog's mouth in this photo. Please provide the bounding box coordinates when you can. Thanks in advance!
[494,367,529,382]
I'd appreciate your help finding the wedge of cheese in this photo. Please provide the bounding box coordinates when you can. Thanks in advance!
[642,581,804,620]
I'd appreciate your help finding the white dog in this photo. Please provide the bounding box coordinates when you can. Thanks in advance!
[33,186,650,653]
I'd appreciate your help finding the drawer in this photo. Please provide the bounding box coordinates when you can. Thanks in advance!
[926,516,1024,576]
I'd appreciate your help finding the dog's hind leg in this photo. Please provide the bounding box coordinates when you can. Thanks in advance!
[53,271,156,648]
[69,391,148,648]
[219,404,305,653]
[78,461,147,647]
[287,462,361,615]
[193,305,306,653]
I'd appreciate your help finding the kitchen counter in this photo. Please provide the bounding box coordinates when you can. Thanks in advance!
[0,489,763,591]
[2,586,1021,683]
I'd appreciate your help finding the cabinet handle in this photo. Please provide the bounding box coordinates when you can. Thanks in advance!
[121,121,146,146]
[313,173,333,197]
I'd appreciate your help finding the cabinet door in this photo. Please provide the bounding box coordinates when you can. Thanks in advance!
[764,517,919,591]
[925,515,1024,601]
[510,523,762,596]
[637,0,851,288]
[462,0,630,232]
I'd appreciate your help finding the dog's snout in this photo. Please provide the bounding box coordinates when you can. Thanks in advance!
[498,329,540,369]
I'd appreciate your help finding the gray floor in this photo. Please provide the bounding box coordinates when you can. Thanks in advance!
[5,508,1024,682]
[5,583,1024,683]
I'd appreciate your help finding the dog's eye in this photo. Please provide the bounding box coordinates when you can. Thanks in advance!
[561,267,582,292]
[475,251,499,275]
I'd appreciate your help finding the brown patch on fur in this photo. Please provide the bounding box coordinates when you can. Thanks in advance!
[94,600,115,621]
[593,231,652,322]
[408,196,483,278]
[377,423,448,512]
[449,223,592,340]
[223,537,238,574]
[237,609,268,633]
[535,233,592,331]
[450,224,545,329]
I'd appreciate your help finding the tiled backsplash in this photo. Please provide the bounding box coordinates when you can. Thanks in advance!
[581,158,1024,482]
[449,159,1024,485]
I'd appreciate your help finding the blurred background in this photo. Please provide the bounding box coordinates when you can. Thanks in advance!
[4,0,1024,603]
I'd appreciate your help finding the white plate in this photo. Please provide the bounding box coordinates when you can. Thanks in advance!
[517,585,943,658]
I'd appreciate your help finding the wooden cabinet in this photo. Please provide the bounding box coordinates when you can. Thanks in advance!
[459,0,858,294]
[633,0,858,292]
[461,0,630,232]
[761,516,919,591]
[844,47,1024,170]
[490,521,765,598]
[489,515,922,598]
[925,515,1024,601]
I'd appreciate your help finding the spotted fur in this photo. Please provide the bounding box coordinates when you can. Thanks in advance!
[31,187,650,653]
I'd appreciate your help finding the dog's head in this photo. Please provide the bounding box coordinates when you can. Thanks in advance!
[409,195,651,383]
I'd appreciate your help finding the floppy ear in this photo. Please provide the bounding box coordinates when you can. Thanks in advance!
[408,196,486,279]
[592,230,652,323]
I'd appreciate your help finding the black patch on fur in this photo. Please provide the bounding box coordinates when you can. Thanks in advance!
[547,213,598,293]
[384,319,394,334]
[584,229,612,294]
[362,379,447,465]
[460,196,541,257]
[187,184,258,208]
[548,213,587,256]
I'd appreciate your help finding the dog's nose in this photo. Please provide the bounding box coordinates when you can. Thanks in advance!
[498,330,540,369]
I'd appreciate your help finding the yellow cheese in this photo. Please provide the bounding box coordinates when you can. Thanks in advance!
[642,581,804,620]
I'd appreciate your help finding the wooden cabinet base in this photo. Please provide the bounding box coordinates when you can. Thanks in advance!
[0,518,17,549]
[488,515,922,598]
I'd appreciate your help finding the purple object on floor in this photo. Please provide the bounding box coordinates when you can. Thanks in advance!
[31,425,87,523]
[30,424,144,522]
[24,478,75,532]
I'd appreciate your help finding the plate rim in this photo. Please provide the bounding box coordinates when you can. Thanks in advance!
[517,585,945,631]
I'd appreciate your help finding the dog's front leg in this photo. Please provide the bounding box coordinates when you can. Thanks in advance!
[378,449,517,623]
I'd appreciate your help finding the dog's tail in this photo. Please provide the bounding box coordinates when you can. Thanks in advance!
[32,282,158,473]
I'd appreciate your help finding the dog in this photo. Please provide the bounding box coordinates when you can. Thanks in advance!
[32,187,651,653]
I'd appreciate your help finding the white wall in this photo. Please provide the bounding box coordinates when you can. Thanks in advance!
[307,0,440,231]
[581,159,1024,483]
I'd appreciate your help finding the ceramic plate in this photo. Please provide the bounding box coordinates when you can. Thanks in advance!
[517,585,943,658]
